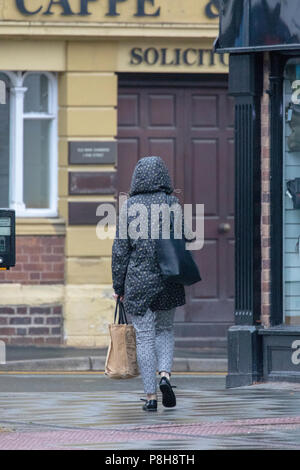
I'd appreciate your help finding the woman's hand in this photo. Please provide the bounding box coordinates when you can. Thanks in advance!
[113,293,124,302]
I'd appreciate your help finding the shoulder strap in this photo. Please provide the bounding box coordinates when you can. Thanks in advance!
[165,193,175,231]
[114,297,128,325]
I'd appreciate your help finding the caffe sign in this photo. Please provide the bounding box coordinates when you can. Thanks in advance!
[16,0,160,16]
[15,0,219,19]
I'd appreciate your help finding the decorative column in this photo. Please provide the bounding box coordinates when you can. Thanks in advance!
[226,53,264,388]
[0,80,6,105]
[9,85,27,213]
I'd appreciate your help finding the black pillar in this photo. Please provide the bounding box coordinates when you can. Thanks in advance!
[226,53,263,388]
[269,52,285,327]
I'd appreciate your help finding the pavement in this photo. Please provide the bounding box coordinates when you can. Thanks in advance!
[0,346,228,373]
[0,373,300,449]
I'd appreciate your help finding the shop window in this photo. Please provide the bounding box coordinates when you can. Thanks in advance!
[0,71,58,217]
[283,59,300,325]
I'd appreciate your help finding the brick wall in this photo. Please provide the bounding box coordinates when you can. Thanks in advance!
[0,236,65,284]
[0,304,63,345]
[261,52,271,327]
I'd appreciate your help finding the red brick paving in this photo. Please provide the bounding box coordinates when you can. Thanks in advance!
[1,417,300,450]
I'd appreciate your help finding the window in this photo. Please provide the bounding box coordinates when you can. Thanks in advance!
[0,71,58,217]
[283,59,300,325]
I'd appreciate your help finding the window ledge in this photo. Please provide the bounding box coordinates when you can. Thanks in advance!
[16,218,66,236]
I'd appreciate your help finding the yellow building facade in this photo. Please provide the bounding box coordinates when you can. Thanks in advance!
[0,0,228,348]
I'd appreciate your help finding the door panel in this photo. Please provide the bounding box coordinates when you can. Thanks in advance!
[191,95,219,127]
[118,93,140,126]
[183,87,234,333]
[117,139,140,195]
[191,139,218,214]
[117,77,235,340]
[148,94,176,127]
[118,86,185,199]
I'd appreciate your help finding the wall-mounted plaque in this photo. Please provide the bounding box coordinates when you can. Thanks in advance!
[68,141,117,165]
[69,172,117,195]
[69,201,116,226]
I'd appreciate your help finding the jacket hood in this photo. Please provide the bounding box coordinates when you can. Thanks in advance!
[129,156,174,197]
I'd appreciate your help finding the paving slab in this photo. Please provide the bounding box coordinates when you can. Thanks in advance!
[0,375,299,449]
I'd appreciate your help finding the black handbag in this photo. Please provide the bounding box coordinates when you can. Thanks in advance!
[156,195,202,286]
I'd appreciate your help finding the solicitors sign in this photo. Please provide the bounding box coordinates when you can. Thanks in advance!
[117,40,228,73]
[129,47,227,68]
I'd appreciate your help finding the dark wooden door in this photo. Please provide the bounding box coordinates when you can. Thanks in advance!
[117,75,235,341]
[117,85,185,200]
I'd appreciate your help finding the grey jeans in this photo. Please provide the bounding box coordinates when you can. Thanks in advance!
[131,307,176,394]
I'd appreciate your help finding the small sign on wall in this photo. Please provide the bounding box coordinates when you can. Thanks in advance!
[68,141,117,165]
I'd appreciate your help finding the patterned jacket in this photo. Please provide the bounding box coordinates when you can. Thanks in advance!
[111,156,190,316]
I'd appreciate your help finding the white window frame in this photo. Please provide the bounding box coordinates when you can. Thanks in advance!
[3,71,58,218]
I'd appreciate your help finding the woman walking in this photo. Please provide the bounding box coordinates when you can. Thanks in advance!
[111,156,193,412]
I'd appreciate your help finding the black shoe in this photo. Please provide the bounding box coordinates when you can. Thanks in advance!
[140,398,157,412]
[159,376,176,408]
